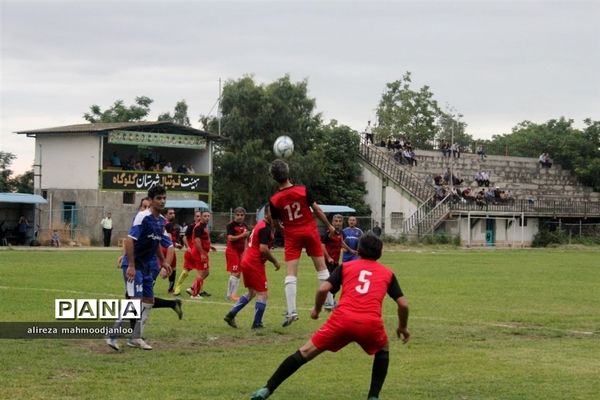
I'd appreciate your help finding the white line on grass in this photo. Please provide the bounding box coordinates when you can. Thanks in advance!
[0,285,595,336]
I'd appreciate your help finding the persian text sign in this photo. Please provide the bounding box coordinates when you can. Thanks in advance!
[108,130,207,149]
[101,170,210,193]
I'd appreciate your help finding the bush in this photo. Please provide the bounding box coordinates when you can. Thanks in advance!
[532,228,568,247]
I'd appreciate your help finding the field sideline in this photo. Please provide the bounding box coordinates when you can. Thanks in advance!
[0,248,599,399]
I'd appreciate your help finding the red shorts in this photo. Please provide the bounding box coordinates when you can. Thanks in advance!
[283,227,323,261]
[225,248,243,273]
[183,250,209,271]
[311,314,388,355]
[160,247,177,269]
[241,263,268,292]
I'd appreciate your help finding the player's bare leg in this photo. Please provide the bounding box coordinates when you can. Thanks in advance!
[282,259,300,327]
[311,256,335,310]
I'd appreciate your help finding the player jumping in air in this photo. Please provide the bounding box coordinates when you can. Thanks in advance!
[250,233,410,400]
[268,159,336,327]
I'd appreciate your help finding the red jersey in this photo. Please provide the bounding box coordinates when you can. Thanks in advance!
[190,222,211,257]
[242,219,274,267]
[269,185,318,231]
[331,259,403,321]
[321,229,342,264]
[226,221,249,253]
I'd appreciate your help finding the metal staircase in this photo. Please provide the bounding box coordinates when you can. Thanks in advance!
[402,194,451,235]
[358,142,450,236]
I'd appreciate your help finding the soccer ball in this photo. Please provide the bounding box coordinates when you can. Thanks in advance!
[273,135,294,158]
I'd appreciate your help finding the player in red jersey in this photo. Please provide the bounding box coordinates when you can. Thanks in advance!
[225,207,251,301]
[268,159,336,327]
[173,211,201,296]
[163,208,183,294]
[223,205,281,329]
[188,210,217,299]
[321,214,344,274]
[250,233,410,400]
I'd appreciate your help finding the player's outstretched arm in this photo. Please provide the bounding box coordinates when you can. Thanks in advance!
[396,296,410,344]
[311,202,335,234]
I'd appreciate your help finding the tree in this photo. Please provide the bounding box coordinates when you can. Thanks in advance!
[0,151,16,192]
[83,96,153,123]
[202,75,370,213]
[157,100,191,126]
[483,118,600,191]
[10,170,34,194]
[375,72,441,148]
[436,111,473,150]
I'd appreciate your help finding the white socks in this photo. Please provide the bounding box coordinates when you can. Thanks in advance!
[284,275,297,314]
[132,302,153,339]
[317,270,334,305]
[227,275,240,297]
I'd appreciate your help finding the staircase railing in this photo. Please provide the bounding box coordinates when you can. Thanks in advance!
[358,142,436,202]
[403,194,451,235]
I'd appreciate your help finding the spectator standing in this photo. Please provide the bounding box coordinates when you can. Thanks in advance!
[364,120,374,145]
[17,216,30,245]
[101,212,113,247]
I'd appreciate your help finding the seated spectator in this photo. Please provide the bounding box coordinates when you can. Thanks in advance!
[163,162,173,173]
[403,149,416,166]
[134,161,144,171]
[462,187,476,203]
[539,152,553,168]
[440,142,450,157]
[378,139,386,147]
[177,164,188,173]
[387,138,393,151]
[481,171,490,187]
[187,165,195,174]
[476,189,486,207]
[476,144,486,160]
[110,151,122,167]
[51,230,60,247]
[485,189,496,204]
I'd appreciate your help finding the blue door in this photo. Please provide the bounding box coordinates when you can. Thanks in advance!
[485,219,495,246]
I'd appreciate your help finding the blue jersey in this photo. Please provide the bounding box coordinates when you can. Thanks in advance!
[127,209,172,268]
[342,226,363,262]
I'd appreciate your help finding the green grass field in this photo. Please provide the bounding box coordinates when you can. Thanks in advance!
[0,247,599,400]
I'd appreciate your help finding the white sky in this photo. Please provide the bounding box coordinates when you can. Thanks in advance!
[1,0,599,174]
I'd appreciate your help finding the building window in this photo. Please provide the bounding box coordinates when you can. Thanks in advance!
[390,212,404,230]
[123,192,135,204]
[63,202,77,227]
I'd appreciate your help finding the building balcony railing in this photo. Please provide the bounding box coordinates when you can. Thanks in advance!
[449,198,600,217]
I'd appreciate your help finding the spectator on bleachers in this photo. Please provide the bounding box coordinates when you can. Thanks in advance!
[187,165,195,174]
[475,171,490,187]
[475,189,486,207]
[476,144,487,160]
[451,143,460,158]
[134,161,144,171]
[177,164,188,173]
[387,138,393,151]
[539,152,552,168]
[163,162,173,173]
[110,151,122,167]
[440,141,450,157]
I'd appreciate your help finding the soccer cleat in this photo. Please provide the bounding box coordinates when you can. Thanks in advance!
[174,298,183,320]
[251,323,264,330]
[323,301,337,311]
[250,387,271,400]
[105,337,120,351]
[228,294,240,301]
[172,291,181,296]
[127,338,152,350]
[282,312,299,327]
[224,314,238,328]
[199,290,212,297]
[190,295,202,300]
[185,288,193,296]
[367,397,380,400]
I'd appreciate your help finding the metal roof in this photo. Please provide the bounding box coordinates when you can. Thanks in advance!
[165,199,210,209]
[15,121,226,141]
[0,193,48,204]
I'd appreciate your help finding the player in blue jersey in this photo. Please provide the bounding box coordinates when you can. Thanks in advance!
[123,185,174,350]
[106,196,181,351]
[341,216,363,263]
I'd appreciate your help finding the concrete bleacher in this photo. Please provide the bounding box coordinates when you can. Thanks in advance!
[396,149,600,202]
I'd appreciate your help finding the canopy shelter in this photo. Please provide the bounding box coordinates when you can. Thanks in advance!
[0,193,48,204]
[165,199,209,210]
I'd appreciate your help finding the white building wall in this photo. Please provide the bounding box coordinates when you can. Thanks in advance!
[361,165,419,236]
[448,215,539,247]
[36,135,100,190]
